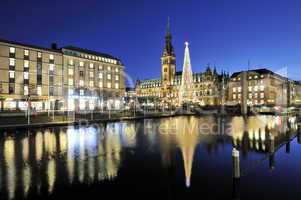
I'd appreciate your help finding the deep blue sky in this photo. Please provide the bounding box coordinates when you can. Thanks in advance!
[1,0,301,82]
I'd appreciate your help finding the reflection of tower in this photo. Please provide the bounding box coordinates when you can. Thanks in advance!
[174,117,198,187]
[161,18,176,101]
[179,42,194,105]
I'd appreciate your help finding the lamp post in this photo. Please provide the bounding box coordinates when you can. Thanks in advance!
[27,95,31,125]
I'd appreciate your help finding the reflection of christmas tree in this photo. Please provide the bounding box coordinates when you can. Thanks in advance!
[179,42,194,105]
[175,117,199,187]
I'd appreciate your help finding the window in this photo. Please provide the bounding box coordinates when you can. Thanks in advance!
[9,47,15,54]
[248,76,252,80]
[49,64,54,71]
[24,72,29,80]
[9,58,15,66]
[254,93,258,98]
[80,61,84,67]
[254,75,258,79]
[24,86,29,95]
[260,92,264,98]
[9,71,15,79]
[79,80,84,87]
[249,93,252,99]
[24,60,29,68]
[248,86,252,92]
[107,74,111,80]
[260,75,264,78]
[37,52,42,58]
[68,88,73,95]
[89,71,94,78]
[89,63,94,69]
[107,82,111,88]
[260,100,264,104]
[37,86,42,96]
[260,85,264,91]
[164,68,167,72]
[107,66,111,71]
[99,72,103,79]
[99,82,103,88]
[89,81,94,87]
[68,68,74,76]
[115,67,119,73]
[238,94,241,99]
[99,65,103,70]
[254,86,258,92]
[115,83,119,89]
[233,94,236,99]
[80,71,84,77]
[80,89,84,96]
[24,49,29,56]
[115,75,119,81]
[237,87,241,93]
[49,54,54,60]
[68,78,73,86]
[233,87,236,93]
[69,59,74,65]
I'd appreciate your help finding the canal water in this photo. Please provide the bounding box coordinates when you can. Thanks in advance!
[0,115,300,200]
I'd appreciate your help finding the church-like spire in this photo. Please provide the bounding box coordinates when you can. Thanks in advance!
[163,17,175,56]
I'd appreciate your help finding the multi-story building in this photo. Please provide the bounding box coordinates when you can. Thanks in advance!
[228,68,301,107]
[0,39,125,111]
[135,21,228,107]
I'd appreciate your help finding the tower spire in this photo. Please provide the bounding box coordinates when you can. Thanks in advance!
[166,16,171,37]
[162,17,174,56]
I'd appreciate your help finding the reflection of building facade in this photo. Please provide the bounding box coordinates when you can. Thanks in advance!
[228,68,301,107]
[0,39,125,111]
[135,21,229,107]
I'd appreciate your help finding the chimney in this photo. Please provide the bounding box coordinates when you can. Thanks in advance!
[51,43,58,50]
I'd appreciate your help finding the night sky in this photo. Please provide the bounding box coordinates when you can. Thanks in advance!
[1,0,301,84]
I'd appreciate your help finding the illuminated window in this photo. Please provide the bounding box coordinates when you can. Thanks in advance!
[254,93,258,98]
[9,47,15,54]
[248,86,252,92]
[260,92,264,98]
[69,59,74,65]
[249,76,252,80]
[260,75,264,78]
[99,82,103,88]
[49,64,54,71]
[68,78,73,86]
[24,49,29,56]
[115,83,119,89]
[68,68,74,76]
[89,81,94,87]
[233,94,236,99]
[79,80,84,86]
[24,72,29,80]
[24,60,29,68]
[49,54,54,60]
[99,65,103,70]
[24,86,29,95]
[115,75,119,81]
[260,85,264,91]
[249,93,252,99]
[107,74,111,80]
[90,63,94,69]
[115,67,119,73]
[37,52,42,58]
[254,86,258,92]
[238,94,241,99]
[99,72,103,79]
[254,100,258,104]
[107,66,111,71]
[90,71,94,78]
[238,87,241,93]
[9,71,15,78]
[9,58,15,66]
[254,75,258,79]
[233,87,236,93]
[107,82,111,88]
[37,86,42,96]
[260,100,264,104]
[80,61,84,67]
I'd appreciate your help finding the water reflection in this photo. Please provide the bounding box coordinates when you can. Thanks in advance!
[0,122,137,200]
[0,115,299,199]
